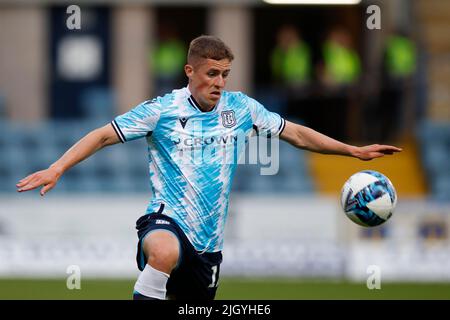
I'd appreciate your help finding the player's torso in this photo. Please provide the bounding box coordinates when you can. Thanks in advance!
[149,89,254,167]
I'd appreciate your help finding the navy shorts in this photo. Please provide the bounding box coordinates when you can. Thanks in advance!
[135,209,222,300]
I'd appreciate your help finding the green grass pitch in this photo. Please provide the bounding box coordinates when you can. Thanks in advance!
[0,278,449,300]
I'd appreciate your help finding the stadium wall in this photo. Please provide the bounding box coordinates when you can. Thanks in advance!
[1,195,449,281]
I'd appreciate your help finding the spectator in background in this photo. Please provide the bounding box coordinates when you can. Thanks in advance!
[269,25,312,118]
[385,32,417,79]
[317,27,362,141]
[151,26,186,96]
[320,27,361,88]
[271,25,312,88]
[379,30,417,142]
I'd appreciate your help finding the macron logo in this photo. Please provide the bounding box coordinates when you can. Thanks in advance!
[179,117,188,129]
[155,219,170,225]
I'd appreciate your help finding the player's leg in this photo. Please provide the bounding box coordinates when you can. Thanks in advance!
[165,250,222,300]
[133,230,180,300]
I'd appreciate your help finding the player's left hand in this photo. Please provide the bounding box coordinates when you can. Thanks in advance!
[353,144,402,161]
[16,167,62,196]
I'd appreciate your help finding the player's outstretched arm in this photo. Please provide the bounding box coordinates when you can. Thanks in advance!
[280,120,402,161]
[16,123,120,196]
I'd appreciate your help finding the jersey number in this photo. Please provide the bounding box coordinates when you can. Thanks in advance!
[208,265,219,288]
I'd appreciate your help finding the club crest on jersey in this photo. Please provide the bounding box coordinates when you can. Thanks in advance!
[221,110,236,128]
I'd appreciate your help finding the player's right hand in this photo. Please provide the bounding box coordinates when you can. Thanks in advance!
[16,167,62,196]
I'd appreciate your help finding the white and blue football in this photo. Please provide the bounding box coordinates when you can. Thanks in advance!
[340,170,397,227]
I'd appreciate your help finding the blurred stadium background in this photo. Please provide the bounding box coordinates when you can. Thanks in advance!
[1,0,450,299]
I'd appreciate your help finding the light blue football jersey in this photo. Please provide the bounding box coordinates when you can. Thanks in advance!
[112,86,285,252]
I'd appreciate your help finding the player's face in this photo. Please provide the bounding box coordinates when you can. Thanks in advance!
[185,58,231,111]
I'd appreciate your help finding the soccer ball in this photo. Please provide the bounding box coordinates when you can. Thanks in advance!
[340,170,397,227]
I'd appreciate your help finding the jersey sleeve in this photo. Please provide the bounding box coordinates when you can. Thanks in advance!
[246,94,286,138]
[111,99,162,143]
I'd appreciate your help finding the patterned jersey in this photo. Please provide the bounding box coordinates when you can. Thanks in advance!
[112,86,285,252]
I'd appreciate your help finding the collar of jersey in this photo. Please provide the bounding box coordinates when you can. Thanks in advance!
[185,86,219,114]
